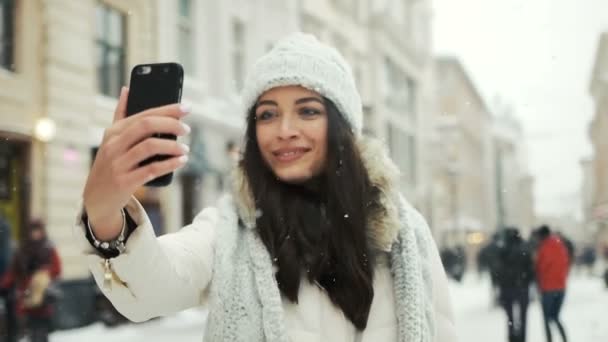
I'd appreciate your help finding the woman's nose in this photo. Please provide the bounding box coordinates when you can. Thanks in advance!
[277,116,299,140]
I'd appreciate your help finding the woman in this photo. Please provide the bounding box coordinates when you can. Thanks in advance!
[1,220,62,342]
[78,33,456,341]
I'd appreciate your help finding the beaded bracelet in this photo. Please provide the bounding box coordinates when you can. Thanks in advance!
[86,208,127,254]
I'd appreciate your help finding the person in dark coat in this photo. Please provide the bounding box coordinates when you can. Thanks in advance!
[0,214,11,280]
[0,214,18,342]
[534,225,569,342]
[440,245,466,282]
[0,220,62,342]
[494,227,534,342]
[481,231,506,306]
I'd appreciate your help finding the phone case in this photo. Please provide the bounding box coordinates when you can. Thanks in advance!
[126,62,184,187]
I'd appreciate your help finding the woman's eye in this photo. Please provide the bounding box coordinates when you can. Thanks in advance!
[300,108,322,117]
[257,111,275,121]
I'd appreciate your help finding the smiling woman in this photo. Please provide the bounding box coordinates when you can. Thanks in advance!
[77,32,457,342]
[253,86,329,183]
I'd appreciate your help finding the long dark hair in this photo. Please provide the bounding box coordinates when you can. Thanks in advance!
[240,97,381,330]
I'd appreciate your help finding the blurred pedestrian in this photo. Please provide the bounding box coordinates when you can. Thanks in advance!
[0,213,11,282]
[0,219,62,342]
[578,244,596,275]
[78,32,457,341]
[534,225,570,342]
[481,231,507,306]
[494,228,534,342]
[0,213,18,342]
[440,245,465,282]
[556,231,575,266]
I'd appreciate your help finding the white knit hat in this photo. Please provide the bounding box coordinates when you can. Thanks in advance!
[241,32,363,135]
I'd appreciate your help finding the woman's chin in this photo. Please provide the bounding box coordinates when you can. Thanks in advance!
[273,169,314,184]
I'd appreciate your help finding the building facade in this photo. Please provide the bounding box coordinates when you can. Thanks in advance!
[492,111,536,235]
[0,0,166,328]
[0,0,159,280]
[580,157,596,240]
[366,0,435,217]
[432,57,497,247]
[588,32,608,248]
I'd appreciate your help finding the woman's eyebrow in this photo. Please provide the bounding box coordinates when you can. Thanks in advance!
[257,100,278,107]
[295,97,323,105]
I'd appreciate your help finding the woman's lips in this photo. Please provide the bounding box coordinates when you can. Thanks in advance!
[273,148,309,162]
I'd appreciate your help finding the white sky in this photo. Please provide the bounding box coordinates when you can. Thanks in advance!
[432,0,608,218]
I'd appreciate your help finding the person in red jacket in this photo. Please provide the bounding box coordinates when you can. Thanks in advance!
[534,225,569,342]
[0,219,62,342]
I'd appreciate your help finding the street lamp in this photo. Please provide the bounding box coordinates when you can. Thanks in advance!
[34,117,56,142]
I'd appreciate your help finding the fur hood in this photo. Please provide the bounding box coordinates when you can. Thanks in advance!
[231,136,403,252]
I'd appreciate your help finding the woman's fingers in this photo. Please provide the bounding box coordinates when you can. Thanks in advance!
[117,138,190,172]
[121,116,191,150]
[124,154,189,189]
[112,87,129,122]
[127,102,191,123]
[104,103,190,142]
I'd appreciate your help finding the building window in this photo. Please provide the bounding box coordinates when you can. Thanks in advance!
[388,0,406,24]
[383,57,416,119]
[332,0,358,20]
[96,3,127,97]
[332,33,348,58]
[387,124,416,183]
[232,19,245,91]
[0,0,15,71]
[411,2,430,54]
[301,14,323,39]
[407,134,417,183]
[178,0,195,74]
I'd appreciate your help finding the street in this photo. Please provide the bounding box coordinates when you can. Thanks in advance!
[451,273,608,341]
[49,273,608,342]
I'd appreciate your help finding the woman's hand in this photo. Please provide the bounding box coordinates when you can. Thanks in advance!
[83,87,191,240]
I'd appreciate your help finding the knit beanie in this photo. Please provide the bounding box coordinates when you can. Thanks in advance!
[240,32,363,135]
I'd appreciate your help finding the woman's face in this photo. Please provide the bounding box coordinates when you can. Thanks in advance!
[255,86,328,184]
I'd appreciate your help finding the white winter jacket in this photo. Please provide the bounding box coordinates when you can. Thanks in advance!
[75,138,457,342]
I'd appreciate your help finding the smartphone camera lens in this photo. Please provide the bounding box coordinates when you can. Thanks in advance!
[137,66,152,75]
[163,66,170,73]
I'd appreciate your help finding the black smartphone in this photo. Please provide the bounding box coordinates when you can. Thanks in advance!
[126,62,184,187]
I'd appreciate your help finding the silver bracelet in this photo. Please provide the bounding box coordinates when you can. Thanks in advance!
[86,209,127,254]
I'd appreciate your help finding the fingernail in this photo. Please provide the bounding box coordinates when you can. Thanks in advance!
[180,143,190,153]
[181,122,191,134]
[180,103,192,114]
[178,155,189,164]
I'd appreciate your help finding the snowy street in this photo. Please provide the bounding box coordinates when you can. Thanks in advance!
[49,273,608,342]
[450,273,608,341]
